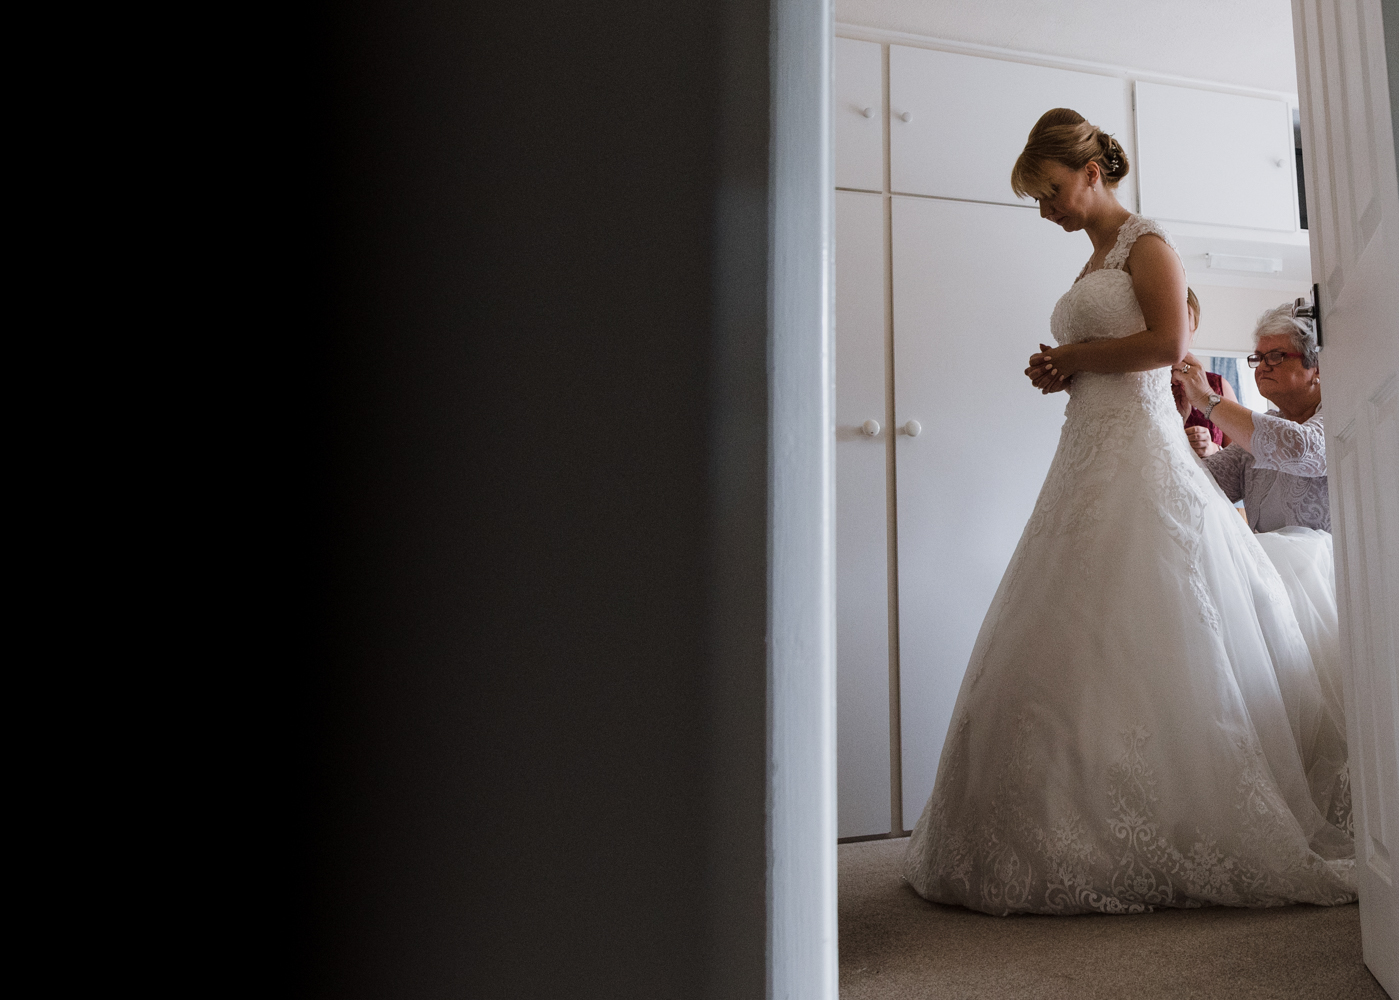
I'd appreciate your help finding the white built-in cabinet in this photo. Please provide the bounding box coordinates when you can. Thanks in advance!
[833,32,1308,840]
[889,47,1132,207]
[891,197,1083,823]
[834,38,884,192]
[834,191,891,839]
[1136,82,1297,231]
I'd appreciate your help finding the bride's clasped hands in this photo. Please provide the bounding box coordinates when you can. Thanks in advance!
[1025,344,1072,393]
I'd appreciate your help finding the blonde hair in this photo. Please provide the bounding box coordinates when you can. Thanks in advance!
[1186,288,1200,326]
[1011,108,1130,199]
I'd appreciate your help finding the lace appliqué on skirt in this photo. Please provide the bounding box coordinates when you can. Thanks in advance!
[906,719,1356,915]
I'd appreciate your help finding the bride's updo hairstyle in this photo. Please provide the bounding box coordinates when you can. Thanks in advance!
[1010,108,1130,199]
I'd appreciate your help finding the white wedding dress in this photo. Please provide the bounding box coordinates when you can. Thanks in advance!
[903,216,1355,915]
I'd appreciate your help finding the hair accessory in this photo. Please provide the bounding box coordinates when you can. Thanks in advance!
[1101,135,1123,172]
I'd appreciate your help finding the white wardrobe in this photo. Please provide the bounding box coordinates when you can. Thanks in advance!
[834,33,1310,840]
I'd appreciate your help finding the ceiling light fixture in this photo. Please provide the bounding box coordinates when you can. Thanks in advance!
[1204,253,1284,273]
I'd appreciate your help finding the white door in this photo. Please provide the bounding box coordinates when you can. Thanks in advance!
[834,38,884,193]
[891,196,1084,820]
[1135,82,1298,232]
[888,46,1131,208]
[835,191,892,838]
[1293,0,1399,990]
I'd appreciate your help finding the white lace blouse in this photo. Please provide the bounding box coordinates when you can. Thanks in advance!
[1202,406,1329,532]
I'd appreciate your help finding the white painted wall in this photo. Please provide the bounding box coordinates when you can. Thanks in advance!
[835,0,1300,93]
[1191,283,1311,354]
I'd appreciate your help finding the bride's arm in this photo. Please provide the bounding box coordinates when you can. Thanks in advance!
[1030,235,1191,381]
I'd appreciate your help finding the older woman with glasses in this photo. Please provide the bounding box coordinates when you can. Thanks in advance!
[1172,302,1325,533]
[1173,302,1345,833]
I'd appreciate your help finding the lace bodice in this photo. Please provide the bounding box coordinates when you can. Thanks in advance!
[1047,215,1180,432]
[1051,215,1177,348]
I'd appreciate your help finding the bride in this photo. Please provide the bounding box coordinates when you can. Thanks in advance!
[902,108,1355,915]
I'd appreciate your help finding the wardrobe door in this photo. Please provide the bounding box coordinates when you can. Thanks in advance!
[834,37,884,192]
[835,190,892,838]
[889,46,1130,207]
[1136,81,1297,231]
[891,196,1082,822]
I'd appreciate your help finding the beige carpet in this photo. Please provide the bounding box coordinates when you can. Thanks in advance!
[839,837,1387,1000]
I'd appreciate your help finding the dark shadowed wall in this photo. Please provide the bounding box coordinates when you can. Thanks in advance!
[309,2,772,996]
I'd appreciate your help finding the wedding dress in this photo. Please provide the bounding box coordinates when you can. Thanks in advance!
[903,216,1355,915]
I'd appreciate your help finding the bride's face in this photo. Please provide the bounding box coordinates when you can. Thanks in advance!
[1033,161,1098,231]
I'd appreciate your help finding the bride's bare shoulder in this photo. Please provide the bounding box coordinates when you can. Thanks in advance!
[1122,228,1179,277]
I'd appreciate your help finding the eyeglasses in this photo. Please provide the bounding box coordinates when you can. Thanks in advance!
[1246,350,1306,368]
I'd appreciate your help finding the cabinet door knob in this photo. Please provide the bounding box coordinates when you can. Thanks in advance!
[861,419,881,437]
[898,111,912,122]
[1273,157,1285,167]
[901,419,922,437]
[860,106,874,119]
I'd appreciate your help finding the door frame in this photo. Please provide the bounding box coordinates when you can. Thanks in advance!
[767,0,838,995]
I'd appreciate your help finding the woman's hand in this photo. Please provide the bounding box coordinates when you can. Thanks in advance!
[1170,352,1214,409]
[1185,425,1219,458]
[1026,344,1074,394]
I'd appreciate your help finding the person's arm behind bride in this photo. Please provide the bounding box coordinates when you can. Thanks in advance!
[1174,289,1239,457]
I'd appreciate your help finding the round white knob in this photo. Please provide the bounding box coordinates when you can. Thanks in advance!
[1273,157,1285,167]
[861,107,874,119]
[862,419,881,437]
[902,419,922,437]
[899,111,912,122]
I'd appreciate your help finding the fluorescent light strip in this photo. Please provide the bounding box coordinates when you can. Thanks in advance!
[1205,252,1284,273]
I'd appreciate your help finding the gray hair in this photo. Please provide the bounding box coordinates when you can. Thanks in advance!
[1253,303,1319,369]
